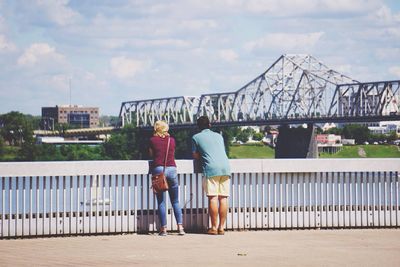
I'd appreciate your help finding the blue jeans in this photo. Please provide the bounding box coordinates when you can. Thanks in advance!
[153,166,183,227]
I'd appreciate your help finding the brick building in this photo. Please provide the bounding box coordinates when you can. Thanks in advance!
[41,105,99,129]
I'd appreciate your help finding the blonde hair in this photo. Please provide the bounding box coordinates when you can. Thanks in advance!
[153,120,170,138]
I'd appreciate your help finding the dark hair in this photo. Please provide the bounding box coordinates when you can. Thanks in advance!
[197,116,210,130]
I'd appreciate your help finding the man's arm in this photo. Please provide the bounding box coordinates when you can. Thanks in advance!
[192,152,200,160]
[192,137,201,160]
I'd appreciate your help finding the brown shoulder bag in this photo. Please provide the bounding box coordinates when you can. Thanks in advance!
[151,137,170,194]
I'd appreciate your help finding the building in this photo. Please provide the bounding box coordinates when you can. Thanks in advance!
[41,105,99,129]
[36,136,103,145]
[316,134,342,154]
[315,134,341,145]
[368,121,400,135]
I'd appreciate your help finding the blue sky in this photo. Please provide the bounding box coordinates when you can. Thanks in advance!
[0,0,399,116]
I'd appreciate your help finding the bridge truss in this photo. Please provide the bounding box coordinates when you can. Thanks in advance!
[119,54,400,128]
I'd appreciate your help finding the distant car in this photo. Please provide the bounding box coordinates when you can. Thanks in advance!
[373,142,378,145]
[363,141,369,145]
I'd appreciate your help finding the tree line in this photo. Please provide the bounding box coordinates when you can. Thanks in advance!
[1,111,397,161]
[322,124,397,144]
[0,111,240,161]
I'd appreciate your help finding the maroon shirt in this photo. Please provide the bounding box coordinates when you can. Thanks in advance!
[149,136,177,168]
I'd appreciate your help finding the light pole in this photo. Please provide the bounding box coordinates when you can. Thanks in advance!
[9,130,14,145]
[18,127,23,145]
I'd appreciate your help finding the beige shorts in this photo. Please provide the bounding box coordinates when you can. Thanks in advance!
[203,175,230,197]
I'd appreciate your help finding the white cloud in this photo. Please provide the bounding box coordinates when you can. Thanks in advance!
[371,5,400,25]
[387,27,400,39]
[133,38,190,48]
[333,64,352,75]
[47,73,70,93]
[0,15,5,32]
[197,0,381,17]
[318,0,381,13]
[110,56,149,79]
[0,34,16,52]
[99,38,190,50]
[17,43,64,66]
[219,49,238,62]
[178,19,217,30]
[245,32,324,52]
[376,48,400,60]
[34,0,80,26]
[389,66,400,78]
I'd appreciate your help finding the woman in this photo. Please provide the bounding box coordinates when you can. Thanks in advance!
[149,120,185,236]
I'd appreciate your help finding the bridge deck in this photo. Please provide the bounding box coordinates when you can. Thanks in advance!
[1,229,399,266]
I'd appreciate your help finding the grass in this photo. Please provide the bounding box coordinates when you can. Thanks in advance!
[363,145,400,158]
[319,146,359,158]
[319,145,400,158]
[229,144,275,159]
[229,144,400,159]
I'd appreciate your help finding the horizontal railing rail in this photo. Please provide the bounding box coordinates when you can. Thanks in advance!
[0,159,399,238]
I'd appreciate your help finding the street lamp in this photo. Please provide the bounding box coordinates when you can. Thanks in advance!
[9,130,14,145]
[18,127,23,145]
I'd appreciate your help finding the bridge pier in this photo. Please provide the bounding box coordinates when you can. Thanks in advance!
[275,123,318,158]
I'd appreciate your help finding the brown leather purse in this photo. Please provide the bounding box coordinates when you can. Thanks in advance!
[151,137,170,194]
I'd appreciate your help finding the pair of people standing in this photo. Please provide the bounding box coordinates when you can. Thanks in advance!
[149,116,231,236]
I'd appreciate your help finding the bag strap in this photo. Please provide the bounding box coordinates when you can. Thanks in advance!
[163,137,170,172]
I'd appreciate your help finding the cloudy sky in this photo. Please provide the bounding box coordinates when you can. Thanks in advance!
[0,0,399,116]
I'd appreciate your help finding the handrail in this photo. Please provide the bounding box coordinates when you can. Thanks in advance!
[1,158,399,177]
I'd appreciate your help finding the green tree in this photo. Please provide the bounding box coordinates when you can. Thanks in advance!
[103,132,130,159]
[102,124,141,160]
[315,127,323,134]
[35,144,62,161]
[342,124,369,144]
[368,133,386,143]
[25,115,41,130]
[215,126,240,156]
[99,115,120,127]
[55,123,70,135]
[0,111,28,145]
[252,132,264,141]
[17,122,36,161]
[236,128,255,143]
[0,136,4,158]
[17,142,38,161]
[0,111,38,161]
[387,131,397,143]
[169,129,193,159]
[325,127,343,135]
[236,131,249,143]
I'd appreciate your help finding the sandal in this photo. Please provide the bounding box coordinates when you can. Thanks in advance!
[206,228,218,235]
[178,228,186,236]
[218,229,225,235]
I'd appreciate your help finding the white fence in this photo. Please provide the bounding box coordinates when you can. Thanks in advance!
[0,159,399,238]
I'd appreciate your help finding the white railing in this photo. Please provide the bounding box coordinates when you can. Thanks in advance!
[0,159,399,238]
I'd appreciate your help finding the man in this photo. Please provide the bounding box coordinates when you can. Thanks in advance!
[192,116,231,235]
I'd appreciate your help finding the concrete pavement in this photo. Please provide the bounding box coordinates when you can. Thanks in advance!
[0,229,399,266]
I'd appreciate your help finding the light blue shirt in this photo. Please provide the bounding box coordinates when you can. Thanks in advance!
[192,129,231,178]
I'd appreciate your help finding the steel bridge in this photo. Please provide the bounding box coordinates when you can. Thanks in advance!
[119,54,400,128]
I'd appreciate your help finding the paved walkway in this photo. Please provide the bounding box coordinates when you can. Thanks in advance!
[0,229,399,266]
